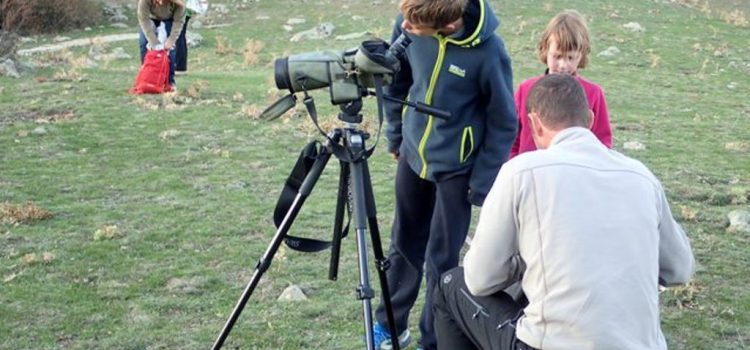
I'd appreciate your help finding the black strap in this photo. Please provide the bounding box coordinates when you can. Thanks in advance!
[274,141,351,253]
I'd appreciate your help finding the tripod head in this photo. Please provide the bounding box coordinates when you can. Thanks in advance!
[338,99,364,125]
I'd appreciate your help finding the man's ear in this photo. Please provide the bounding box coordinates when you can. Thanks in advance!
[529,112,544,139]
[587,109,595,129]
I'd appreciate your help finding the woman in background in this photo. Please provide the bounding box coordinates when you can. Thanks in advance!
[137,0,186,90]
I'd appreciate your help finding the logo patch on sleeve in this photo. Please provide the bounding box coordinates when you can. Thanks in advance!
[448,64,466,78]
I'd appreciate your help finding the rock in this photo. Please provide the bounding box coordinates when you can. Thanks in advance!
[623,141,646,151]
[290,23,335,42]
[186,32,203,48]
[88,43,106,60]
[0,58,20,78]
[352,15,365,21]
[282,25,294,32]
[1,31,20,58]
[727,82,738,90]
[727,210,750,234]
[597,46,621,58]
[256,15,270,20]
[335,32,371,41]
[110,23,129,29]
[105,47,132,61]
[109,14,128,23]
[191,20,203,30]
[623,22,645,32]
[212,4,229,15]
[31,126,48,136]
[277,284,307,301]
[53,36,71,42]
[84,27,92,31]
[286,18,307,25]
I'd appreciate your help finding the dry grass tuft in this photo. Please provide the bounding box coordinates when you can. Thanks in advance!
[215,36,235,55]
[680,205,701,221]
[52,69,86,82]
[93,225,121,241]
[132,97,160,111]
[159,129,181,141]
[666,281,705,310]
[720,9,748,26]
[239,104,263,119]
[243,39,265,66]
[0,201,53,225]
[187,80,209,99]
[34,109,76,124]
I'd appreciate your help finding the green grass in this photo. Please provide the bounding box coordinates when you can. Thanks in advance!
[1,0,749,349]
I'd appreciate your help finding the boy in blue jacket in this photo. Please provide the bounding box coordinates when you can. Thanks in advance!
[373,0,517,349]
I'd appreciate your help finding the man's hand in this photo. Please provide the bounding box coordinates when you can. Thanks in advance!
[391,152,399,161]
[164,41,174,51]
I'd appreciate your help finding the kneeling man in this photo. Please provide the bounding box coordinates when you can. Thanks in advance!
[433,74,695,350]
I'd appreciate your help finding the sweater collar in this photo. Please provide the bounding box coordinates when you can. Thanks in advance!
[549,127,595,148]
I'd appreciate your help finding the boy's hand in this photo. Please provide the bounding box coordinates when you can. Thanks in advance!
[164,42,174,50]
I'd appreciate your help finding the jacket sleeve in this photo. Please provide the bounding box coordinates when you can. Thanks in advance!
[137,0,159,47]
[469,41,518,206]
[464,166,523,296]
[384,17,412,155]
[509,86,524,159]
[590,86,613,148]
[656,184,695,286]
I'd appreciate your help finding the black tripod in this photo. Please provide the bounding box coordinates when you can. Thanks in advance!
[212,100,402,350]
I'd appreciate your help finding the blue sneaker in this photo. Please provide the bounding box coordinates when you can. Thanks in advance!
[372,322,411,350]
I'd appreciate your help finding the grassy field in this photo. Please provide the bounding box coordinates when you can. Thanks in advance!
[1,0,748,349]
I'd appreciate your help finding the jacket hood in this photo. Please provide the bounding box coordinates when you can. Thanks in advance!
[449,0,499,48]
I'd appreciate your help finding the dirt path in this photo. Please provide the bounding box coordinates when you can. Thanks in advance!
[17,33,138,56]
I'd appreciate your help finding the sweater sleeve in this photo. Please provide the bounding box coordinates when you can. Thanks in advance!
[464,166,523,296]
[384,17,412,155]
[656,184,695,286]
[509,86,524,159]
[468,41,518,206]
[166,4,186,47]
[137,0,159,47]
[590,85,613,148]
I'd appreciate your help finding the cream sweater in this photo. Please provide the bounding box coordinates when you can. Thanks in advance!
[464,127,695,349]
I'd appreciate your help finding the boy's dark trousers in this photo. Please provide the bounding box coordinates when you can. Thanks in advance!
[375,155,472,350]
[175,15,191,72]
[433,267,537,350]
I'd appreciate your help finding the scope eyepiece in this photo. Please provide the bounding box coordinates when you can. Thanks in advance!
[274,57,292,91]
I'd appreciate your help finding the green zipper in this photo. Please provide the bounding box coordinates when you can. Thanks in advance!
[414,0,486,178]
[417,38,447,178]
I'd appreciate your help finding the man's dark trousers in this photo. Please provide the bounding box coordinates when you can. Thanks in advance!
[433,267,535,350]
[375,155,472,350]
[175,15,191,72]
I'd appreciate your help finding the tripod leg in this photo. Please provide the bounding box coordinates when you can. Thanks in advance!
[349,158,379,350]
[211,150,332,350]
[361,161,402,350]
[328,161,349,281]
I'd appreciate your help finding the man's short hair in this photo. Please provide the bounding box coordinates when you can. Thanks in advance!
[526,74,590,129]
[399,0,467,29]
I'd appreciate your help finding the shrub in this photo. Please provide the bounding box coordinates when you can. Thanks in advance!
[1,0,99,35]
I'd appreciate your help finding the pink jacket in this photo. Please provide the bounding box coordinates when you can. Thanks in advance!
[510,74,612,158]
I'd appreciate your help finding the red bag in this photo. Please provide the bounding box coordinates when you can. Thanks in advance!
[129,49,172,94]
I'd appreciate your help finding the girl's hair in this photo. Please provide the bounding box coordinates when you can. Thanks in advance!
[399,0,468,29]
[538,10,591,68]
